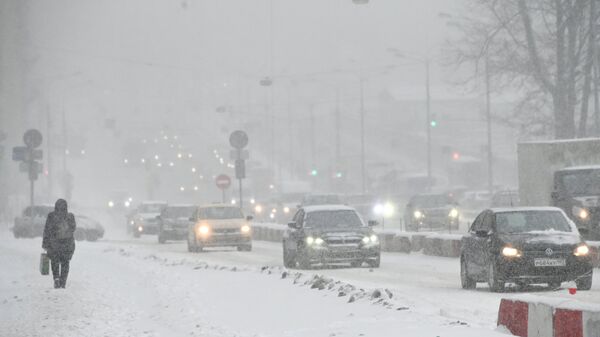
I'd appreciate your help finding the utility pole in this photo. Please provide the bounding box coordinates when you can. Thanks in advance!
[46,108,53,200]
[335,89,341,165]
[425,59,432,191]
[310,104,316,170]
[485,55,494,194]
[359,78,366,194]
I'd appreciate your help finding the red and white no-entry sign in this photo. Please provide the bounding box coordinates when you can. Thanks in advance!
[215,174,231,190]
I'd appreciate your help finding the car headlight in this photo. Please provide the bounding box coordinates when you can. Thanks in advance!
[241,225,251,233]
[448,208,459,218]
[197,225,210,236]
[370,234,378,243]
[137,226,143,232]
[283,207,290,214]
[255,205,263,214]
[314,237,324,245]
[306,236,315,245]
[108,201,114,208]
[572,206,589,220]
[574,244,590,256]
[130,220,134,225]
[413,210,423,219]
[502,246,521,257]
[124,201,131,208]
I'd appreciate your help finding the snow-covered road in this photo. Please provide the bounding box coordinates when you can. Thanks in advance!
[2,229,599,337]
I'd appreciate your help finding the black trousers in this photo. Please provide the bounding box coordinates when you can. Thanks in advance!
[49,252,72,287]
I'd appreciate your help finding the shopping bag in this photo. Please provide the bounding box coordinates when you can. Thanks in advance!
[39,252,49,275]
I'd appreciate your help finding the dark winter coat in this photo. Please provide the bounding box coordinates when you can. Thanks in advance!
[42,199,76,261]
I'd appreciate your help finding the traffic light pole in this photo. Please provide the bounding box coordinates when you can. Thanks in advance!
[238,178,243,209]
[360,78,366,195]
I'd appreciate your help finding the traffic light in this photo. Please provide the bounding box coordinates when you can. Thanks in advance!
[452,152,460,160]
[310,169,318,177]
[430,114,438,127]
[335,172,343,178]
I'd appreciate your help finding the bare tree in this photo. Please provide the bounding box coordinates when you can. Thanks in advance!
[446,0,599,139]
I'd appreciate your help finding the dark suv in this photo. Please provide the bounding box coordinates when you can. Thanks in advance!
[282,205,380,269]
[157,204,196,244]
[460,207,593,292]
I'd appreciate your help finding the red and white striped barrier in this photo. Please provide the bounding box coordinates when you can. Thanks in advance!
[498,297,600,337]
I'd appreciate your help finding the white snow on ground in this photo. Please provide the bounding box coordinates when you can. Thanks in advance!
[2,227,597,337]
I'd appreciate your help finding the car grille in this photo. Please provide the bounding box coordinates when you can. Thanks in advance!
[325,236,362,245]
[212,228,240,234]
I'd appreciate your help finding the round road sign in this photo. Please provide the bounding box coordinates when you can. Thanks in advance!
[23,129,43,148]
[229,130,248,149]
[215,174,231,190]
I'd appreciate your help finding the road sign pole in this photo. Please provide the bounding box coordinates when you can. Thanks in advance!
[30,178,34,209]
[222,189,225,204]
[239,178,243,209]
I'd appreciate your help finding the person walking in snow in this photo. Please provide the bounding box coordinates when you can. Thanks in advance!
[42,199,76,289]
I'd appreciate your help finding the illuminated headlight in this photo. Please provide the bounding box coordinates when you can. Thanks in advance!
[306,236,315,245]
[363,235,378,244]
[108,201,114,208]
[574,244,590,257]
[255,205,263,214]
[314,237,324,245]
[413,210,424,219]
[383,203,394,217]
[572,206,589,220]
[241,225,251,233]
[124,201,131,208]
[269,213,275,219]
[502,246,521,257]
[283,207,290,214]
[137,226,143,232]
[448,208,459,218]
[197,225,210,236]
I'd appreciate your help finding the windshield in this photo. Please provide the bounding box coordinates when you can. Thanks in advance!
[304,210,364,228]
[495,211,572,233]
[198,207,244,220]
[411,195,454,208]
[560,170,600,196]
[139,204,166,213]
[164,206,195,218]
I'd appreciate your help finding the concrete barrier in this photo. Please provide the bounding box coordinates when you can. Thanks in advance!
[498,296,600,337]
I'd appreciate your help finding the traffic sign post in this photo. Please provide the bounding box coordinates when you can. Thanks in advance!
[229,130,248,208]
[13,129,44,209]
[215,174,231,203]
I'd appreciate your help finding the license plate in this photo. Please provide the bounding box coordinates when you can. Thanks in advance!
[534,258,566,267]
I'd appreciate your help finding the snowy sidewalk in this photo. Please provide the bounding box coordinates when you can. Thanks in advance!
[0,234,510,337]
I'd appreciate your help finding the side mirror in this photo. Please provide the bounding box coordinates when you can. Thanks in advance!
[475,230,490,237]
[246,215,254,221]
[578,227,589,236]
[287,221,299,229]
[368,220,379,226]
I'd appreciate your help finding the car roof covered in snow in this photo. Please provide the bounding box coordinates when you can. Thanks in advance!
[141,200,168,205]
[557,165,600,172]
[489,206,564,213]
[302,205,357,213]
[198,203,239,209]
[166,204,195,208]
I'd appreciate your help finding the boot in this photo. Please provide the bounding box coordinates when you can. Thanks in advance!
[54,278,61,289]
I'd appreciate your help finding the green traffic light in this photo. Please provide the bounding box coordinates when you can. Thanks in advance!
[336,172,343,178]
[311,169,318,176]
[430,120,437,127]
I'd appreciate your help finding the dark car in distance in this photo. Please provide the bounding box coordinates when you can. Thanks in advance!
[157,204,196,243]
[282,205,380,269]
[460,207,593,292]
[404,194,460,232]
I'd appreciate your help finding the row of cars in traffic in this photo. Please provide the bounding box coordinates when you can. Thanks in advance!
[127,195,594,292]
[126,199,383,268]
[12,204,105,241]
